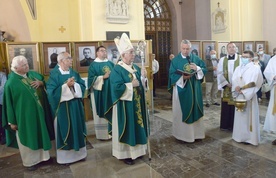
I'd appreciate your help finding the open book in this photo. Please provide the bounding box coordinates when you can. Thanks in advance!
[175,69,197,76]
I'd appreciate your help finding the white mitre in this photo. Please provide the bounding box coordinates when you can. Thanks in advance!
[114,33,133,55]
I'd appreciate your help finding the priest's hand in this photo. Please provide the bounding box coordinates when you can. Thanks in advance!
[227,83,232,88]
[67,77,75,87]
[132,79,140,87]
[10,124,18,131]
[31,78,43,89]
[190,63,197,70]
[103,71,111,79]
[235,86,242,93]
[183,74,191,80]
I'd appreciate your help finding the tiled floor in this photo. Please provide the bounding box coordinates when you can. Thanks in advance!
[0,87,276,178]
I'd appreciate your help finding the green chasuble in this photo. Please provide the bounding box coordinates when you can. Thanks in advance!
[168,53,207,124]
[106,63,148,146]
[46,68,87,151]
[88,60,114,119]
[2,71,53,150]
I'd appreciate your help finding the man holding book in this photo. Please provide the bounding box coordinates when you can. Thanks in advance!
[168,39,207,143]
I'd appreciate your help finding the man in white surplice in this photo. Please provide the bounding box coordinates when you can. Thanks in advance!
[231,50,263,145]
[263,56,276,145]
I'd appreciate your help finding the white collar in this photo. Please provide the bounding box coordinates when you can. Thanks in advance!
[59,68,70,74]
[94,57,109,62]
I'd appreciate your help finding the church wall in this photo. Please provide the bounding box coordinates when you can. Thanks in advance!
[181,0,197,40]
[211,0,263,45]
[166,0,183,55]
[0,0,31,41]
[2,0,276,54]
[195,0,211,40]
[263,0,276,54]
[0,0,144,42]
[90,0,145,40]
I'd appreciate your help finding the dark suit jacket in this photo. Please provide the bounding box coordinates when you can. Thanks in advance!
[204,58,218,82]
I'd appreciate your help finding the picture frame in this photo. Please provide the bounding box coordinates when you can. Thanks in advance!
[255,41,267,53]
[243,41,255,52]
[190,41,202,59]
[106,31,130,40]
[0,42,7,71]
[41,42,70,75]
[217,41,229,59]
[101,41,119,64]
[131,40,149,67]
[231,41,243,55]
[74,42,98,73]
[202,41,217,59]
[6,42,40,73]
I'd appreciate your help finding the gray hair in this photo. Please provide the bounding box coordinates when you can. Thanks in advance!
[180,39,192,48]
[11,55,27,72]
[57,52,70,63]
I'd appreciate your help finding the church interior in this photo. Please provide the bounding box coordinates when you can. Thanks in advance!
[1,0,276,177]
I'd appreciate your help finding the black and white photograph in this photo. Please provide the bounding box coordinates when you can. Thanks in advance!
[231,41,243,55]
[6,43,39,72]
[41,42,70,75]
[102,42,119,64]
[132,41,148,66]
[74,42,98,72]
[202,41,216,60]
[255,41,266,53]
[217,42,229,58]
[190,41,201,58]
[47,47,65,69]
[243,41,255,52]
[78,46,95,67]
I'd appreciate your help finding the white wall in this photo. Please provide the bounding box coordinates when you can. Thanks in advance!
[263,0,276,54]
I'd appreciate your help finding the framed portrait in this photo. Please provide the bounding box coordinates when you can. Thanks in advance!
[74,42,98,73]
[217,42,229,59]
[202,41,217,59]
[106,31,130,40]
[190,41,202,58]
[243,41,255,52]
[41,42,70,75]
[102,41,119,64]
[231,41,243,55]
[131,40,149,67]
[255,41,267,53]
[6,42,40,73]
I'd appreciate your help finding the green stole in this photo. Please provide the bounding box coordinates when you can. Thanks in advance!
[222,56,240,105]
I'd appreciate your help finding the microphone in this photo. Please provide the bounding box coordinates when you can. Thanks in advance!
[186,56,191,64]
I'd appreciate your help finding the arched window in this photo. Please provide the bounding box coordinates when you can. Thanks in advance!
[144,0,172,86]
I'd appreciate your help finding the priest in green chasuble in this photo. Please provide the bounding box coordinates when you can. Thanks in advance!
[168,39,207,142]
[47,52,87,164]
[2,56,54,171]
[88,46,114,140]
[106,33,148,165]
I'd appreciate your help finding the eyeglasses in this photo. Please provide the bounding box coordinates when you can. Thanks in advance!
[65,57,72,60]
